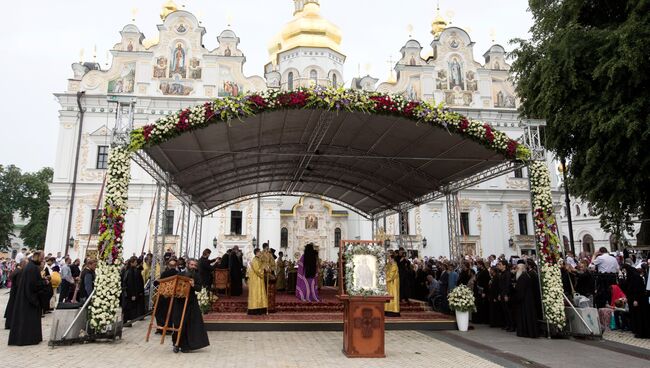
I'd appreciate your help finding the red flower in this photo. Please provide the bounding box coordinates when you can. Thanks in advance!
[370,95,398,112]
[483,123,494,143]
[459,118,469,132]
[143,125,154,141]
[177,109,191,131]
[248,95,267,110]
[506,140,518,158]
[404,101,420,117]
[204,102,214,120]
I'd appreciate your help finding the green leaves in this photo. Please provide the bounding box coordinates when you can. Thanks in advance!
[0,165,52,250]
[511,0,650,243]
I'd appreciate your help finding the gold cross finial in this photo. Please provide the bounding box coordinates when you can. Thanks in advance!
[131,8,138,22]
[407,24,414,38]
[489,28,497,43]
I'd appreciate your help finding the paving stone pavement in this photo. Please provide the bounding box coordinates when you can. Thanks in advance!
[0,291,500,368]
[603,329,650,350]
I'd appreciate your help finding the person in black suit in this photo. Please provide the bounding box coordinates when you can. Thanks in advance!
[498,259,514,332]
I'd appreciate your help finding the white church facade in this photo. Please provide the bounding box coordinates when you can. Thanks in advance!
[44,0,625,264]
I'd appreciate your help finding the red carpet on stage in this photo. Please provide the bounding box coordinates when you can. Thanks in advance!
[204,286,453,323]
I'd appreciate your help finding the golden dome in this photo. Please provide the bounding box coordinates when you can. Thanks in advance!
[431,6,448,36]
[143,36,159,49]
[160,0,178,21]
[268,1,343,63]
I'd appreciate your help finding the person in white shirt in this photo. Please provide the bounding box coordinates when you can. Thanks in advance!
[566,251,577,268]
[590,247,620,274]
[14,248,27,264]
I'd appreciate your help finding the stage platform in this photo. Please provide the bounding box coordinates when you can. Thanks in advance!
[204,287,456,331]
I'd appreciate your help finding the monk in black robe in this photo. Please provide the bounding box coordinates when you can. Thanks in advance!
[8,252,44,346]
[155,259,179,333]
[397,249,412,302]
[122,256,146,323]
[513,262,539,338]
[171,259,210,353]
[488,267,503,327]
[473,261,490,324]
[229,247,243,296]
[498,260,514,331]
[198,249,217,290]
[622,264,650,338]
[4,261,25,329]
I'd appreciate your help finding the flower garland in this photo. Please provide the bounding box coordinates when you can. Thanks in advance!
[129,87,531,161]
[529,161,565,329]
[90,146,131,331]
[447,285,476,312]
[88,261,122,331]
[343,243,387,296]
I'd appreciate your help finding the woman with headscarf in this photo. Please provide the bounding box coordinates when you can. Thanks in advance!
[295,243,320,302]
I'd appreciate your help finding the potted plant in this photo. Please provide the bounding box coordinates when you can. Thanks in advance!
[447,285,476,331]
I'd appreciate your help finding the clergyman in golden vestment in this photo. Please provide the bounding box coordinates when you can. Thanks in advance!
[260,243,275,274]
[247,249,268,315]
[385,251,400,317]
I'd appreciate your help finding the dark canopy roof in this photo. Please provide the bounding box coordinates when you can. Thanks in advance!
[143,109,508,216]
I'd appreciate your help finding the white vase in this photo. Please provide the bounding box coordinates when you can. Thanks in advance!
[455,310,469,331]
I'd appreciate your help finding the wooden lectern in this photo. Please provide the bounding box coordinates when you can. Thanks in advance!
[146,275,192,348]
[338,240,391,358]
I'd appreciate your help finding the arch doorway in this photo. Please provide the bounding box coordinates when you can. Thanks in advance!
[582,234,594,254]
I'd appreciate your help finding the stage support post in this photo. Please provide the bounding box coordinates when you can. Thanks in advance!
[445,192,461,260]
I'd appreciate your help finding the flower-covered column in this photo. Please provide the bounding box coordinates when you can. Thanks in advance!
[89,145,131,331]
[529,161,565,329]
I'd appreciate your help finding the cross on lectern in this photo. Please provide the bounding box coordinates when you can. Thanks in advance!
[354,308,380,338]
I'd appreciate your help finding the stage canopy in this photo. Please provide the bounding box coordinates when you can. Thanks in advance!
[142,109,514,217]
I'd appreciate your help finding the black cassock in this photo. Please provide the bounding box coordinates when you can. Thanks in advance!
[122,267,146,322]
[155,268,179,329]
[171,271,210,352]
[228,254,243,297]
[198,257,215,290]
[4,268,23,329]
[473,269,490,324]
[622,270,650,338]
[514,272,539,338]
[398,257,413,301]
[487,277,503,328]
[8,261,43,346]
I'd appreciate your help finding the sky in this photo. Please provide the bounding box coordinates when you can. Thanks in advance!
[0,0,533,172]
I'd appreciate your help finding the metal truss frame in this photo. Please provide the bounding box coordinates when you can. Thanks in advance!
[446,192,461,260]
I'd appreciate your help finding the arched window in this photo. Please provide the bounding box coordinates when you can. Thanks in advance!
[609,234,619,251]
[575,204,581,216]
[582,234,594,254]
[281,227,288,248]
[287,72,294,91]
[332,73,337,87]
[310,69,317,86]
[334,228,341,248]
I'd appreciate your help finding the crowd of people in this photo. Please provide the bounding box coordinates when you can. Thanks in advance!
[389,246,650,339]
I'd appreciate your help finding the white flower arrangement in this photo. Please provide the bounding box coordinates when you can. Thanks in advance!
[196,288,217,314]
[447,285,476,312]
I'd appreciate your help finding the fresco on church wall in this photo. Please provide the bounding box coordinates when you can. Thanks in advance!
[169,42,187,78]
[466,71,478,92]
[189,58,202,79]
[494,90,516,108]
[445,89,472,107]
[435,70,448,90]
[448,57,464,90]
[153,57,168,78]
[403,78,420,100]
[305,215,318,230]
[159,80,193,96]
[218,65,242,97]
[107,62,135,94]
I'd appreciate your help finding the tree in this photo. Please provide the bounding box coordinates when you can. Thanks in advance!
[0,165,24,250]
[510,0,650,244]
[18,168,53,249]
[0,165,53,250]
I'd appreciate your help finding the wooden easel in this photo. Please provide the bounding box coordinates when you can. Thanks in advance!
[145,275,192,347]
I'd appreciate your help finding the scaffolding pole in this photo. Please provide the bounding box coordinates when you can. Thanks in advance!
[446,192,460,260]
